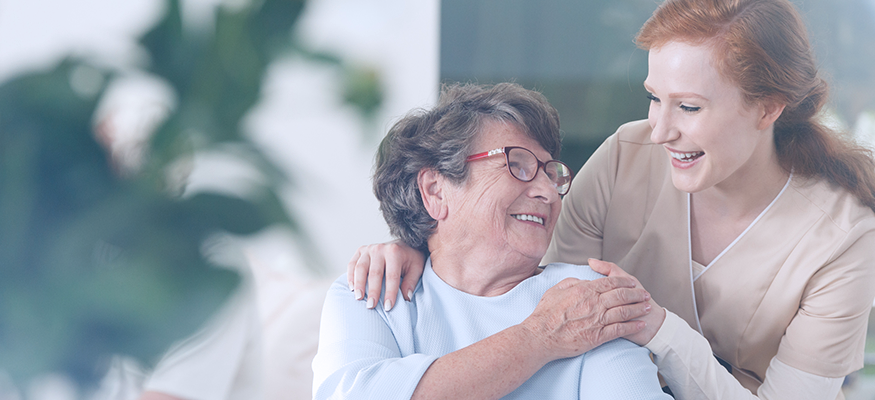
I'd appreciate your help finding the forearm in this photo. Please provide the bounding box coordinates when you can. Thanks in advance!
[646,311,757,399]
[412,324,552,400]
[645,311,842,400]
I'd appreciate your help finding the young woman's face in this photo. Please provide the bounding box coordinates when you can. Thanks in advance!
[645,41,777,194]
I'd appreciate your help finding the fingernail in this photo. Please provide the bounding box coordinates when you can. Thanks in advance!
[354,289,363,300]
[645,293,651,300]
[645,304,652,312]
[384,299,393,311]
[367,297,376,309]
[407,290,414,301]
[348,282,353,291]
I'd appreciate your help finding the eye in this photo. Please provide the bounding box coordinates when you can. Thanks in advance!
[646,93,660,103]
[680,104,701,113]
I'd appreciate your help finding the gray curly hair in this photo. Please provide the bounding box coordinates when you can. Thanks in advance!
[373,82,562,254]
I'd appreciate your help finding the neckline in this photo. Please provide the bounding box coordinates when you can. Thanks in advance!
[424,258,547,299]
[690,172,794,281]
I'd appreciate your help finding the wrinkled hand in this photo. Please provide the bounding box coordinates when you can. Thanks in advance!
[588,259,666,345]
[347,240,426,310]
[520,274,652,361]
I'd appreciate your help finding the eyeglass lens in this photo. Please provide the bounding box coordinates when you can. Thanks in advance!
[506,147,571,194]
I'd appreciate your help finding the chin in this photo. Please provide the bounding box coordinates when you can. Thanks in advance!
[671,173,708,194]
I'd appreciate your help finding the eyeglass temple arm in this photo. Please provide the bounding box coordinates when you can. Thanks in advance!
[465,148,505,161]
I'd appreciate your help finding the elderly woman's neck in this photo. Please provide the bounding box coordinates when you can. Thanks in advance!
[428,246,542,297]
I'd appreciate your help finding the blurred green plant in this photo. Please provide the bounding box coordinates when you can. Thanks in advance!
[0,0,382,391]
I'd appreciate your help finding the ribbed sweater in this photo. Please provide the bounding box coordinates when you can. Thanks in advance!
[312,261,670,399]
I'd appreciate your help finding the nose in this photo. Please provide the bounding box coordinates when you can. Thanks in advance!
[648,103,679,145]
[528,168,561,203]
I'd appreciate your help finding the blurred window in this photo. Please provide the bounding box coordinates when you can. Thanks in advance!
[440,0,875,170]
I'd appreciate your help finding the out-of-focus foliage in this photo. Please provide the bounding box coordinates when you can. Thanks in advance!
[0,0,382,390]
[342,67,384,120]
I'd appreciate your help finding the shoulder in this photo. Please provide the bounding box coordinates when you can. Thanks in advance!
[322,273,360,313]
[613,120,665,162]
[789,175,875,234]
[589,120,654,161]
[588,120,668,181]
[614,119,654,145]
[780,175,875,285]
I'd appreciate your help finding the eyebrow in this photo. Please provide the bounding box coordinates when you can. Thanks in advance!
[643,82,708,101]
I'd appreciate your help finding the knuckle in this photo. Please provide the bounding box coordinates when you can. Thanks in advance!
[353,262,371,276]
[354,253,370,268]
[386,242,403,256]
[366,243,384,255]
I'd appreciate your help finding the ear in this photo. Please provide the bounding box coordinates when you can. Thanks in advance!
[757,100,786,130]
[418,169,449,221]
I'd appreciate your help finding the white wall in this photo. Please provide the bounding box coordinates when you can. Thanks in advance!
[248,0,441,277]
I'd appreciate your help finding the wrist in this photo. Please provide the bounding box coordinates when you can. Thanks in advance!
[511,321,557,368]
[626,301,666,346]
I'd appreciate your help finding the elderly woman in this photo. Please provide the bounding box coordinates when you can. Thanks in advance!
[311,83,670,399]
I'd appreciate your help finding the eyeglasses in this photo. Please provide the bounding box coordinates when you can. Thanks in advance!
[466,146,573,195]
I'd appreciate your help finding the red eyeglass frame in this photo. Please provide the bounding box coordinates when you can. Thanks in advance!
[465,146,573,195]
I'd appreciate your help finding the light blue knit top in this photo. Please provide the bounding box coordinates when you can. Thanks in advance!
[312,261,670,399]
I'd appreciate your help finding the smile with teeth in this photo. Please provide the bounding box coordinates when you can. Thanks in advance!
[512,214,544,225]
[670,150,705,162]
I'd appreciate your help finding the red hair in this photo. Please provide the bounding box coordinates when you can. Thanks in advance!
[637,0,875,212]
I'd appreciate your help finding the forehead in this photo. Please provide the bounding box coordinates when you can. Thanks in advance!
[645,41,728,94]
[474,119,551,159]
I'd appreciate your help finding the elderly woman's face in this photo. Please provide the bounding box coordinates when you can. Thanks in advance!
[443,120,561,263]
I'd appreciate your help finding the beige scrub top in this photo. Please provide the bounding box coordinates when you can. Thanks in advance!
[543,120,875,393]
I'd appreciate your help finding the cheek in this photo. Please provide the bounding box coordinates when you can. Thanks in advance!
[647,104,658,128]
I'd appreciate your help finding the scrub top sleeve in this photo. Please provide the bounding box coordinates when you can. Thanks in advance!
[543,133,618,265]
[312,276,436,400]
[648,311,844,399]
[777,223,875,377]
[579,338,671,399]
[647,311,760,399]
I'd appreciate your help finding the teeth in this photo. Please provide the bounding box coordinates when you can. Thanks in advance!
[512,214,544,225]
[670,151,704,161]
